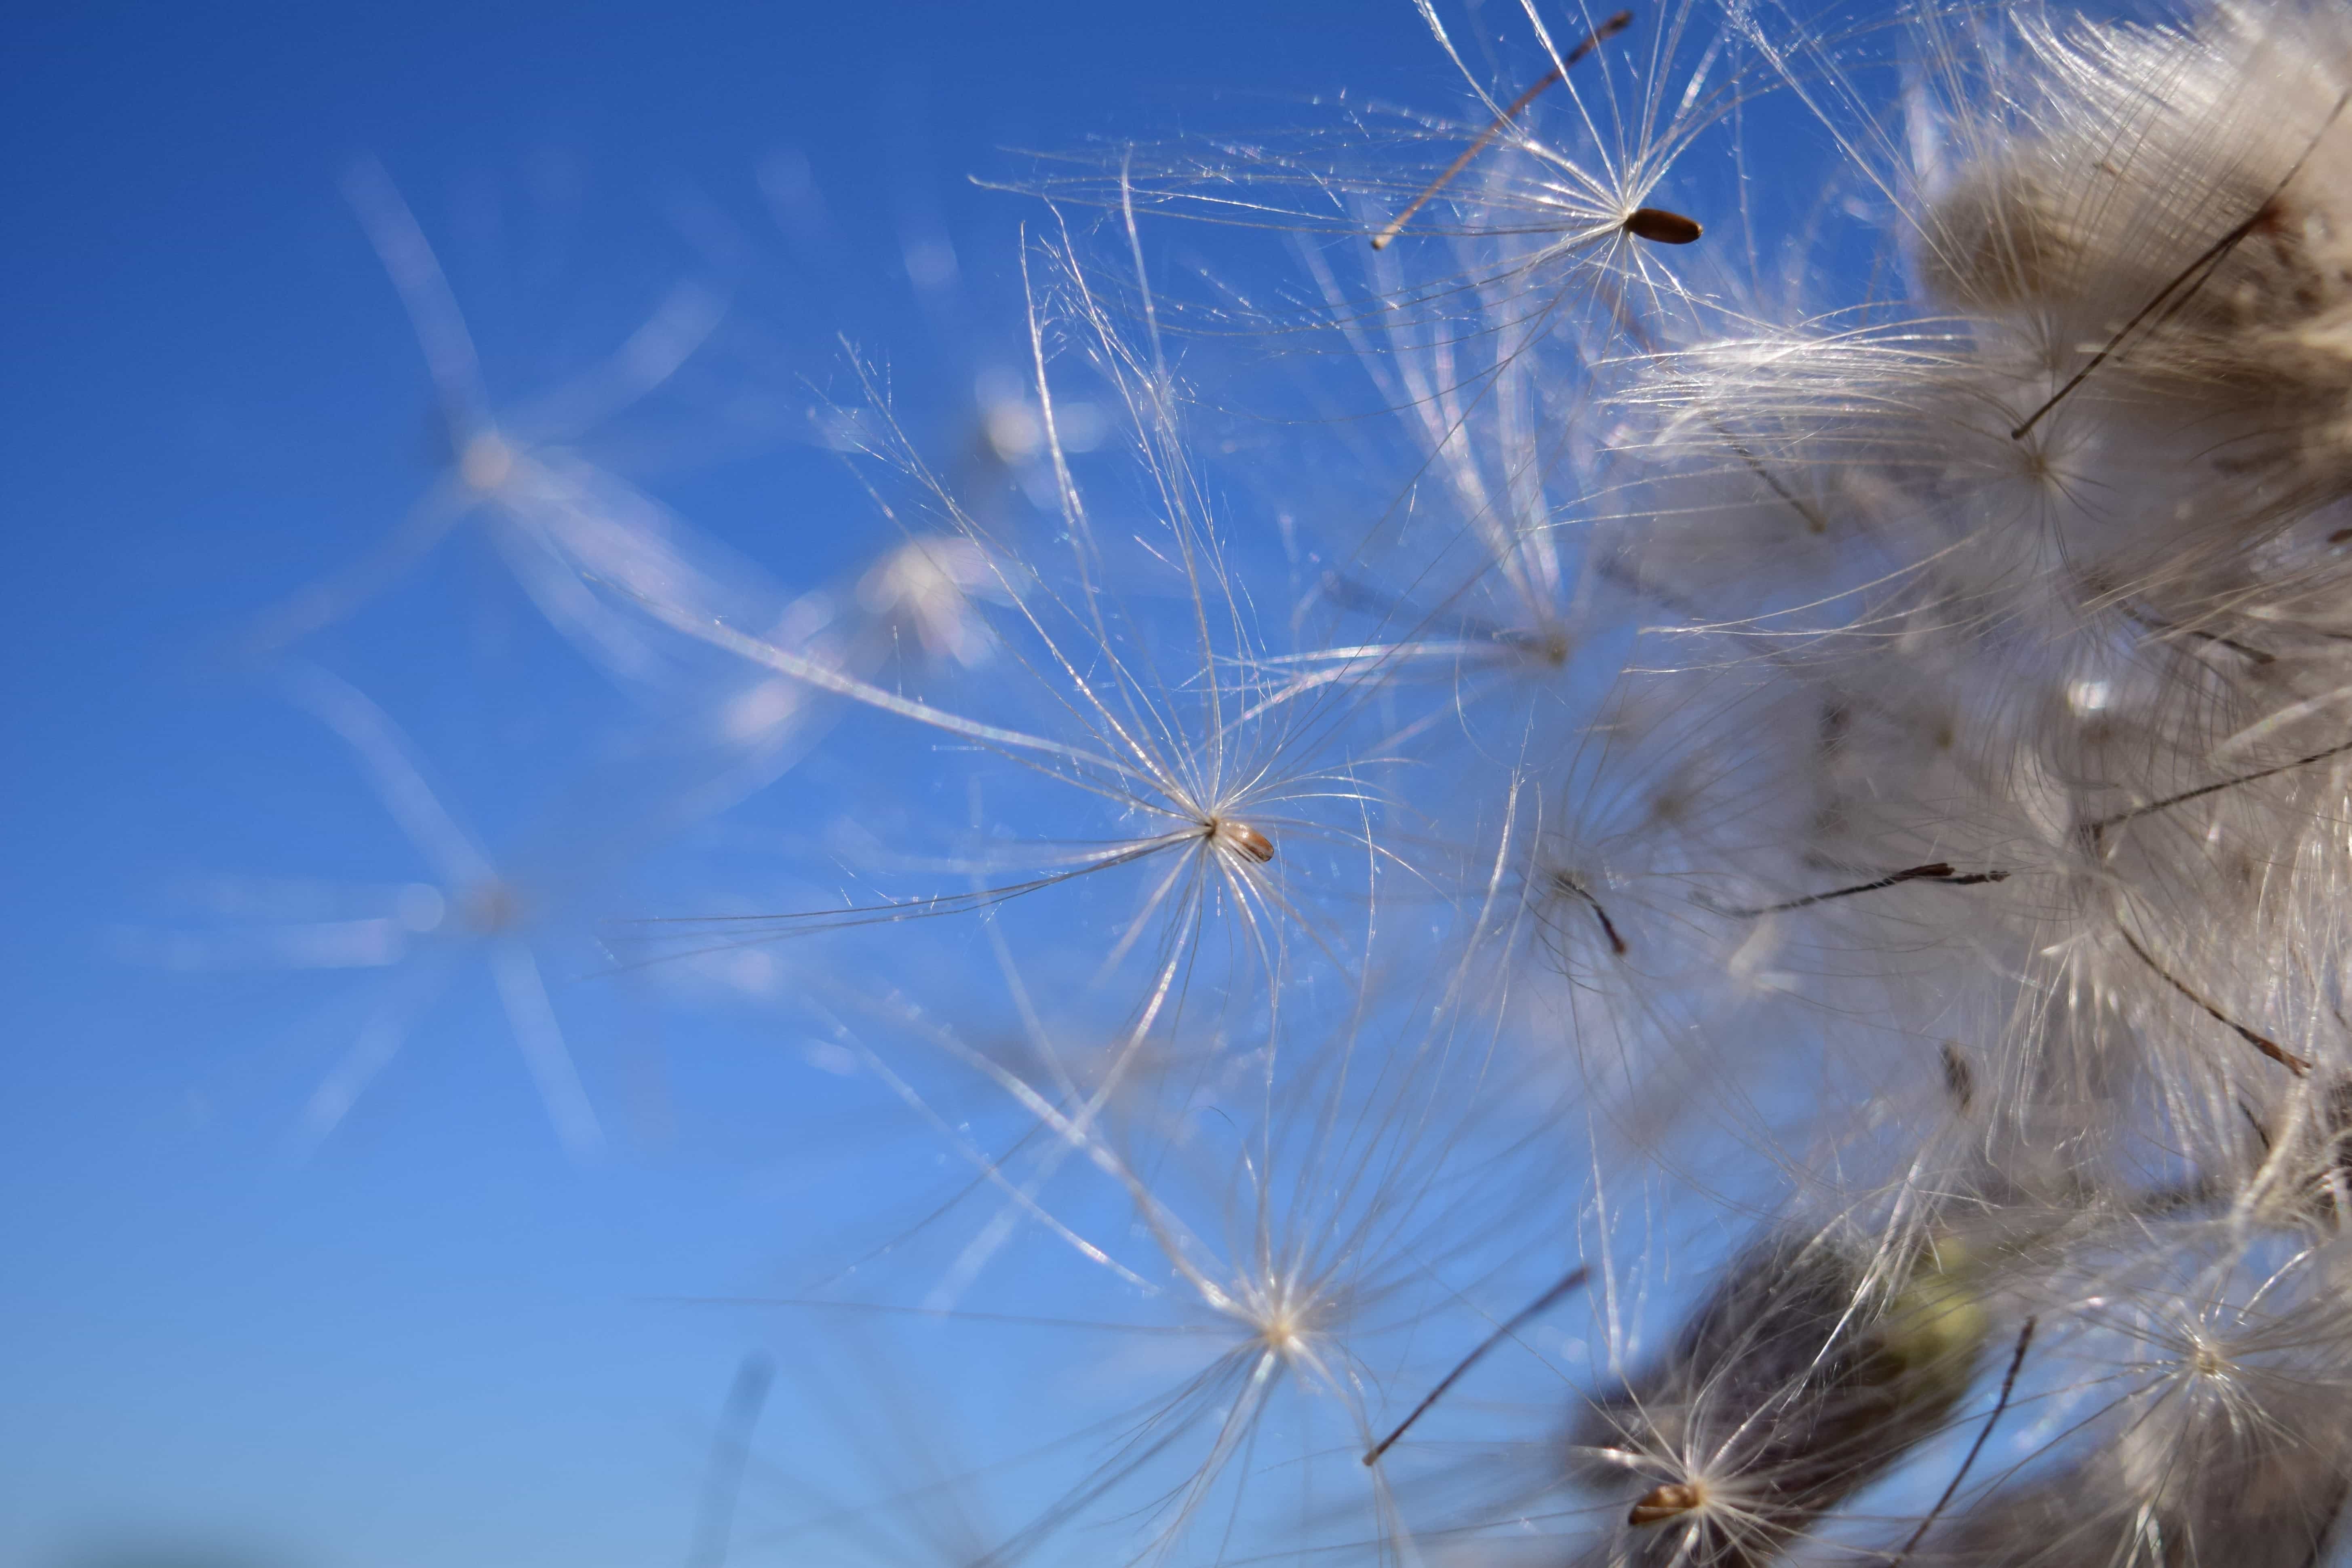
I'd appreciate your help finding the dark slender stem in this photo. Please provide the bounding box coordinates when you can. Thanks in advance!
[1371,12,1633,249]
[2120,603,2274,665]
[2011,211,2273,441]
[2082,736,2352,845]
[2116,925,2310,1075]
[1555,873,1629,955]
[1363,1265,1590,1465]
[685,1353,776,1568]
[1705,862,2008,919]
[1890,1317,2037,1566]
[2011,88,2351,440]
[1940,1041,1975,1112]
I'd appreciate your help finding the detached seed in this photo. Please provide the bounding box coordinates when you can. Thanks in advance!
[1629,1482,1704,1526]
[1625,207,1703,244]
[1214,820,1275,863]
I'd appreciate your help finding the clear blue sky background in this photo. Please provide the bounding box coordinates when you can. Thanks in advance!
[0,3,1448,1566]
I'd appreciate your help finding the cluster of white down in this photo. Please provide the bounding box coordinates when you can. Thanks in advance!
[943,2,2352,1565]
[1454,2,2352,1564]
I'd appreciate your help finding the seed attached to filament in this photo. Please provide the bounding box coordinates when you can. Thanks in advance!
[1629,1482,1704,1527]
[1624,207,1702,245]
[1212,819,1275,864]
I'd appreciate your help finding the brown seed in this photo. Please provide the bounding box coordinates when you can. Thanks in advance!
[1624,207,1703,245]
[1629,1482,1703,1527]
[1214,820,1275,864]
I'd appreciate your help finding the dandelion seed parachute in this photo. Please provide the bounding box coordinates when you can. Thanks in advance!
[247,159,797,728]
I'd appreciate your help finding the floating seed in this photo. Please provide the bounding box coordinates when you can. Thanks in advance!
[1575,1234,1988,1561]
[1624,206,1703,244]
[1629,1482,1704,1527]
[1213,820,1275,864]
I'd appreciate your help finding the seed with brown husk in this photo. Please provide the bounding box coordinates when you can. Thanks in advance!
[1625,206,1703,244]
[1574,1232,1989,1565]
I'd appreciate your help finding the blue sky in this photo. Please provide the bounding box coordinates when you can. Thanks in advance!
[1,3,1461,1565]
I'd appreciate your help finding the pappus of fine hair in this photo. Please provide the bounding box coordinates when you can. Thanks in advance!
[1480,648,2042,1211]
[241,160,802,714]
[1501,674,1817,1140]
[1344,1180,2006,1568]
[1556,497,2352,1218]
[1905,2,2352,497]
[1772,597,2352,1210]
[1733,640,2352,1221]
[147,5,2352,1568]
[1645,68,2352,675]
[617,227,1435,1207]
[672,756,1604,1564]
[1099,5,1787,712]
[1002,4,1769,679]
[1933,1158,2352,1562]
[1305,0,2008,624]
[1536,1204,2352,1568]
[737,995,1602,1568]
[116,664,625,1159]
[1028,1031,1593,1567]
[1030,0,1751,328]
[1264,325,1622,719]
[840,6,2352,1563]
[1907,1224,2352,1567]
[1608,5,2345,632]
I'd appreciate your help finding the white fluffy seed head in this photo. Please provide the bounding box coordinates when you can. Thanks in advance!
[1919,6,2352,470]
